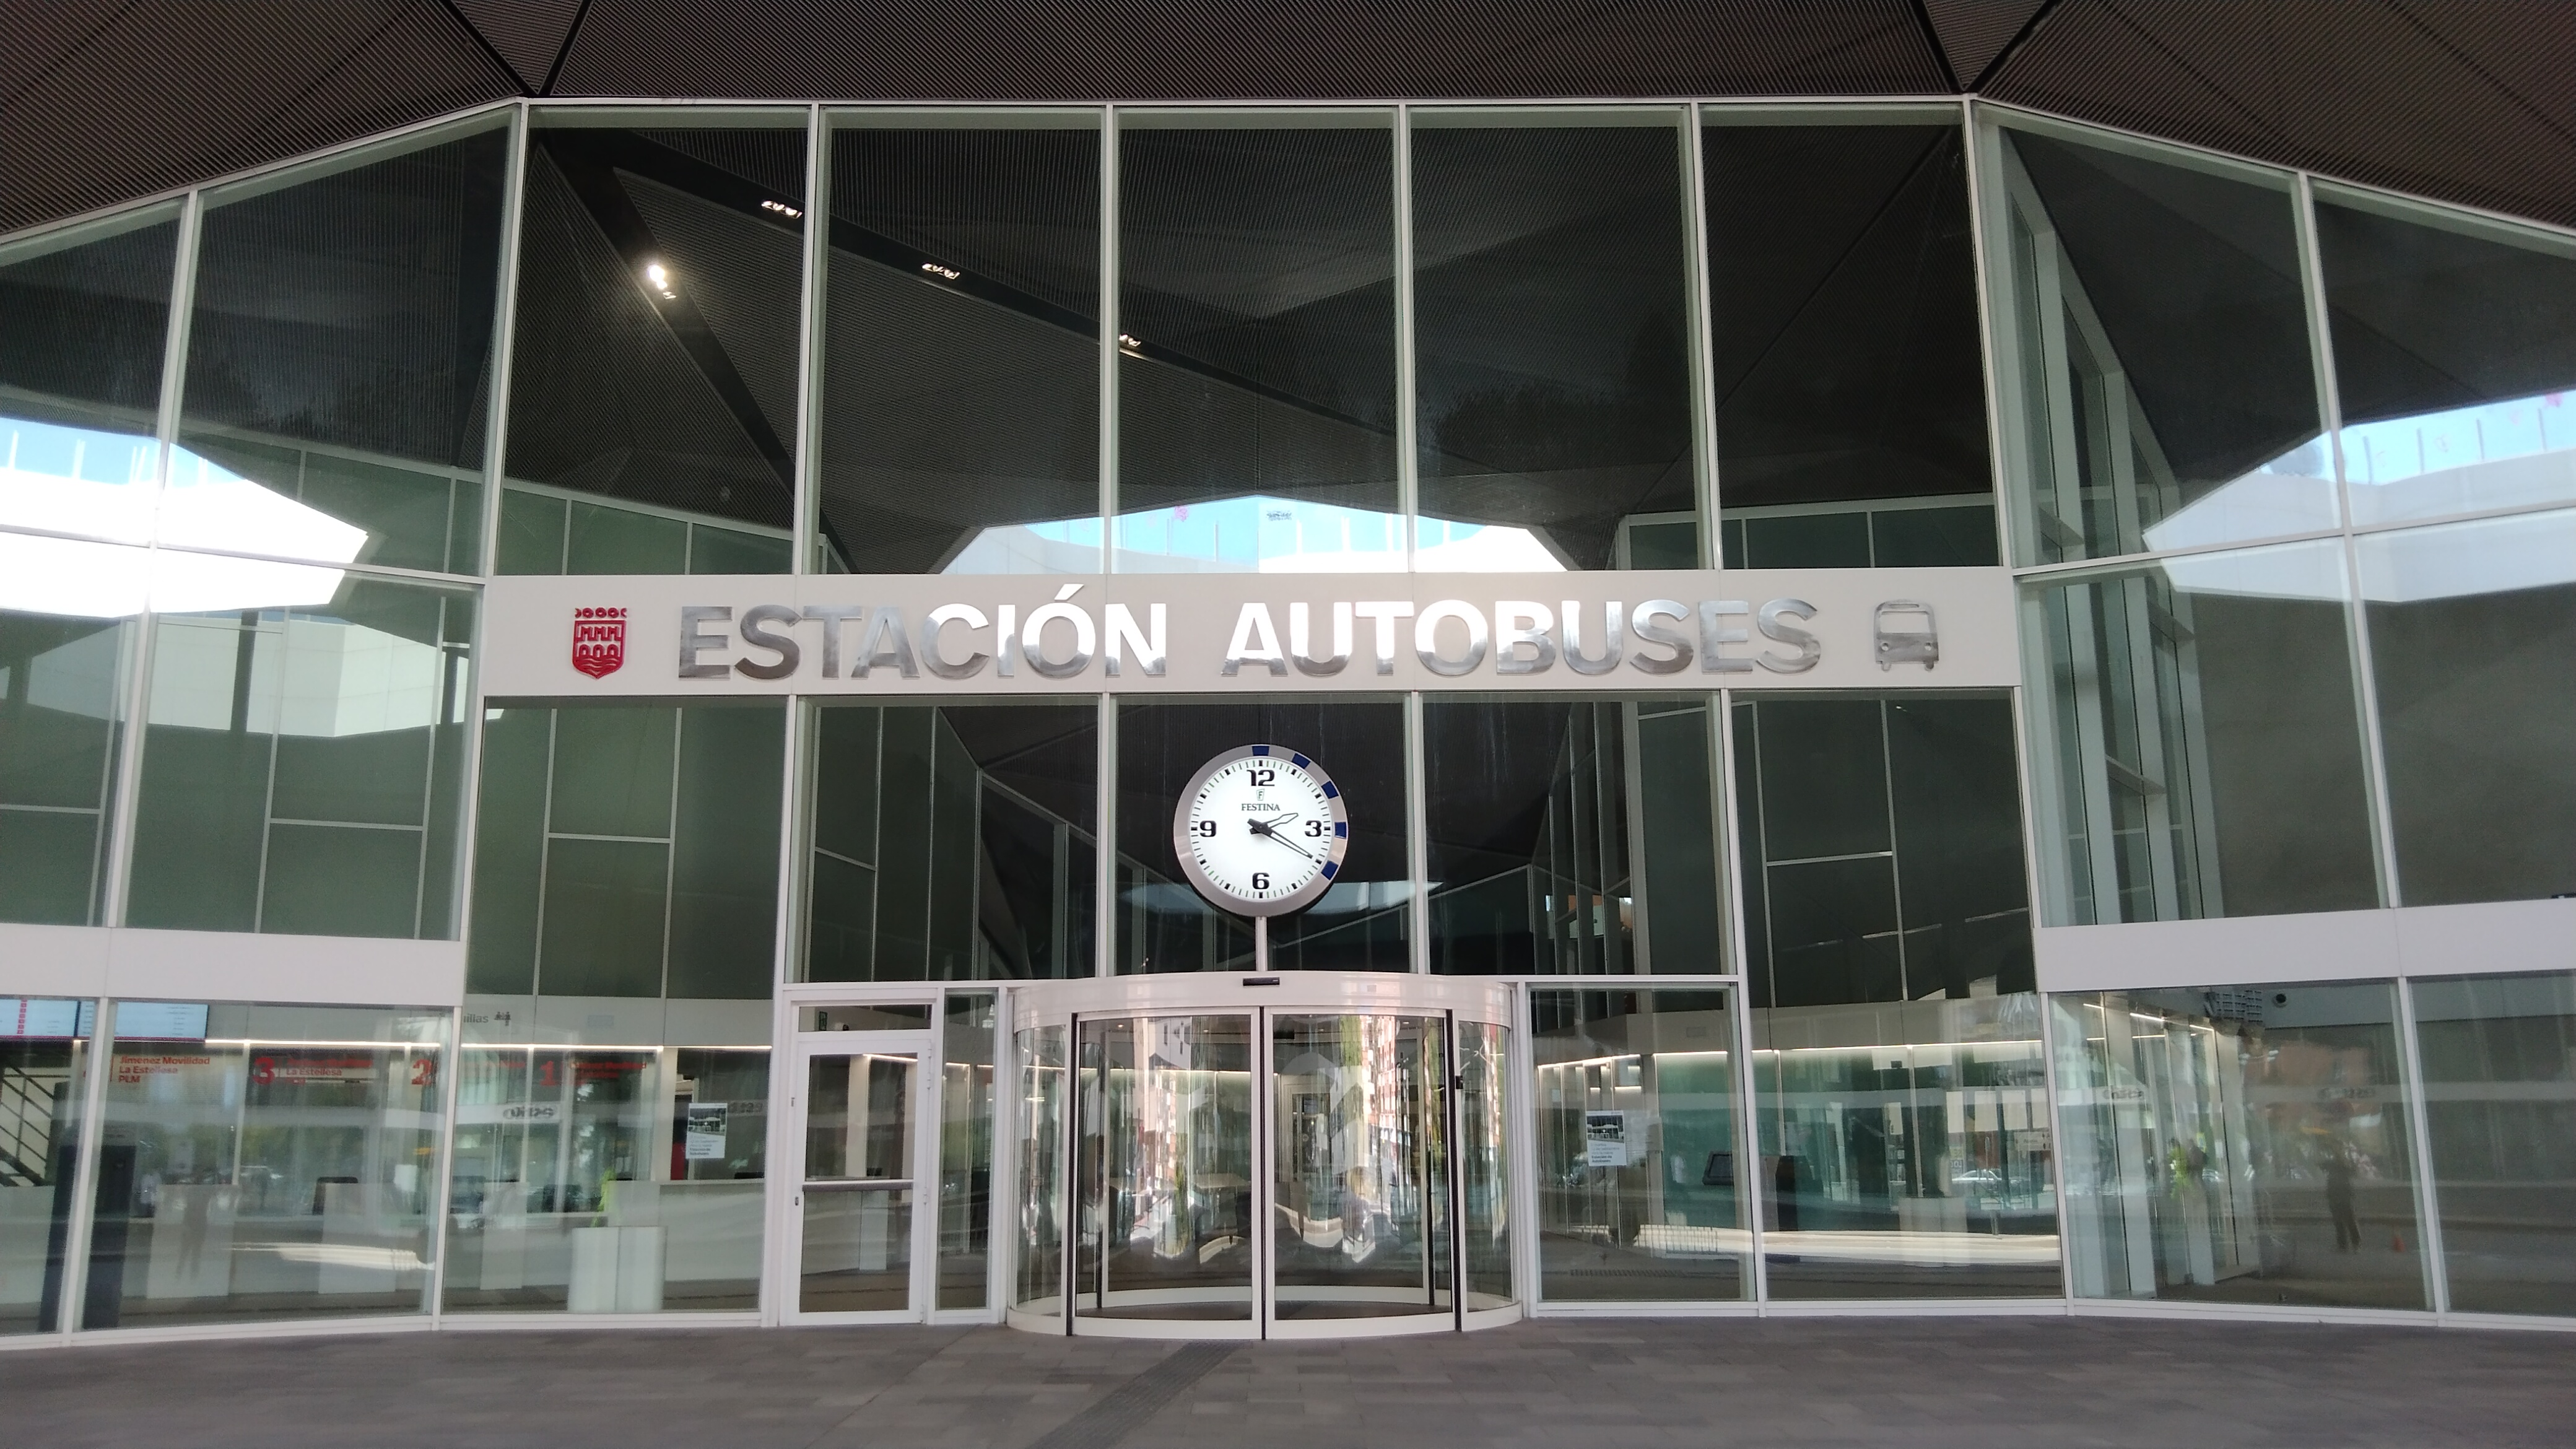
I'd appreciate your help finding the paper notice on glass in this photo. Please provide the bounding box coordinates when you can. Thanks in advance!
[684,1101,729,1161]
[1585,1110,1627,1168]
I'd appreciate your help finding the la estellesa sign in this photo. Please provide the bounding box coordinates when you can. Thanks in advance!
[482,569,2015,695]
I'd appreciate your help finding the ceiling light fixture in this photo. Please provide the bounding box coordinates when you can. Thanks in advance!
[921,261,961,281]
[643,261,677,299]
[760,199,803,219]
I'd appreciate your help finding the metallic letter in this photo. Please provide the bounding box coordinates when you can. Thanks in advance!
[1697,599,1752,674]
[1289,601,1351,677]
[1758,598,1821,673]
[802,604,864,679]
[1352,601,1415,676]
[921,603,990,679]
[1414,599,1489,677]
[1022,596,1095,679]
[1562,600,1621,676]
[1493,601,1556,675]
[855,606,920,678]
[995,603,1017,677]
[1628,599,1690,676]
[1105,602,1165,677]
[678,606,731,679]
[1222,603,1287,677]
[734,603,802,681]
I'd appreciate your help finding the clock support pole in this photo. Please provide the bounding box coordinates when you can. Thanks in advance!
[1253,913,1269,973]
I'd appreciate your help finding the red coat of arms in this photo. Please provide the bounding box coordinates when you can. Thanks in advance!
[572,606,627,679]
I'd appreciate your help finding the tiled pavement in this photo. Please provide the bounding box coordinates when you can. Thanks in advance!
[5,1315,2574,1448]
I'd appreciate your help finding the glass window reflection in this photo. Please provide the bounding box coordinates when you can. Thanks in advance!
[2412,971,2576,1318]
[0,609,133,925]
[504,114,807,575]
[1414,114,1699,572]
[2317,187,2576,528]
[818,120,1102,574]
[0,206,178,547]
[0,996,93,1334]
[175,121,507,572]
[1114,116,1401,573]
[1991,124,2333,564]
[2053,983,2428,1310]
[1704,118,1994,567]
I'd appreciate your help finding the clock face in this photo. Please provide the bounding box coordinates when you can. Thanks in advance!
[1172,746,1351,916]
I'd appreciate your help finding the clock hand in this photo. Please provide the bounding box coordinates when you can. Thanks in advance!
[1266,831,1316,861]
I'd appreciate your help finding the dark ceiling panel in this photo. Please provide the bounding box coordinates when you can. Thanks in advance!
[453,0,583,92]
[1988,0,2576,227]
[1,0,515,234]
[547,0,1949,102]
[1921,0,2050,88]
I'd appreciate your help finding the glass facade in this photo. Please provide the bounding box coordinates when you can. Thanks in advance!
[0,95,2570,1339]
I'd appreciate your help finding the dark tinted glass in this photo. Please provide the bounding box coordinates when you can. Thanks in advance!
[2317,189,2576,526]
[2413,972,2576,1317]
[0,612,129,925]
[804,702,1097,981]
[1115,698,1407,972]
[1996,128,2330,563]
[1424,697,1723,975]
[505,120,807,572]
[817,123,1100,573]
[176,124,507,573]
[1705,121,1992,567]
[2359,513,2576,905]
[1733,696,2030,1006]
[1115,121,1399,573]
[1414,118,1697,572]
[0,207,176,545]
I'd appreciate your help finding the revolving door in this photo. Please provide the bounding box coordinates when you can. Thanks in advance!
[1007,975,1515,1339]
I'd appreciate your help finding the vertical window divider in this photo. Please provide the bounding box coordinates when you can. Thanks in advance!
[659,708,686,999]
[1406,690,1429,973]
[425,1000,466,1323]
[1714,689,1769,1304]
[1098,106,1119,573]
[2295,170,2405,910]
[100,186,202,929]
[1683,103,1720,567]
[793,103,827,575]
[54,997,116,1338]
[2004,665,2078,1291]
[762,697,807,1325]
[1094,694,1115,977]
[1957,99,2017,572]
[1396,105,1419,570]
[2393,975,2452,1315]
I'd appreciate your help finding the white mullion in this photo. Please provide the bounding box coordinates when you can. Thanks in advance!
[1406,690,1430,973]
[1395,105,1419,568]
[1682,103,1720,566]
[1097,107,1118,573]
[54,998,116,1337]
[1094,695,1116,977]
[2393,976,2450,1314]
[1715,691,1768,1306]
[793,103,828,573]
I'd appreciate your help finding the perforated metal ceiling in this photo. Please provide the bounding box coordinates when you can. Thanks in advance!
[6,0,2573,236]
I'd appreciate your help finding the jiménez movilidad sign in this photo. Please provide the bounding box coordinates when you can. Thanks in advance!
[483,569,2014,695]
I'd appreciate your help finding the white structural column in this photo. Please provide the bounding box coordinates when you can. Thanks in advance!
[792,103,830,575]
[1682,103,1720,565]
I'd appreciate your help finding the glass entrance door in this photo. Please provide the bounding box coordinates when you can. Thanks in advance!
[793,1035,925,1316]
[1269,1013,1452,1329]
[1073,1014,1258,1331]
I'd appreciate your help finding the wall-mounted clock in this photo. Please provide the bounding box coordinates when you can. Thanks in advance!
[1172,745,1350,917]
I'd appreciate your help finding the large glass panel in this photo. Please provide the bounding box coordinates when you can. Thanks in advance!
[1113,115,1399,573]
[1414,113,1697,572]
[1011,1022,1068,1315]
[2412,972,2576,1317]
[804,702,1097,981]
[0,996,92,1335]
[1736,694,2052,1298]
[1531,989,1746,1302]
[173,121,506,575]
[2316,186,2576,528]
[1271,1013,1450,1321]
[0,205,176,547]
[443,1033,772,1313]
[2053,982,2428,1310]
[1425,696,1723,975]
[817,118,1101,573]
[1704,116,1995,568]
[124,577,475,938]
[1073,1014,1255,1320]
[2022,542,2380,924]
[503,114,807,575]
[1991,124,2333,564]
[2357,512,2575,905]
[80,1001,445,1328]
[1115,698,1408,973]
[1456,1019,1513,1310]
[937,992,997,1309]
[0,609,134,925]
[799,1049,916,1313]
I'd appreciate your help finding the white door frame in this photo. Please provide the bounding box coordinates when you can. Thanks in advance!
[775,995,941,1326]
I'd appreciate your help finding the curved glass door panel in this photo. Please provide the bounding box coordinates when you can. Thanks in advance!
[1456,1020,1515,1312]
[1074,1015,1255,1320]
[799,1050,916,1313]
[1270,1014,1451,1321]
[1011,1024,1069,1316]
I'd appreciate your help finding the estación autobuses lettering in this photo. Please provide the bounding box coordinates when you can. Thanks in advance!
[677,595,1827,681]
[481,570,2012,694]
